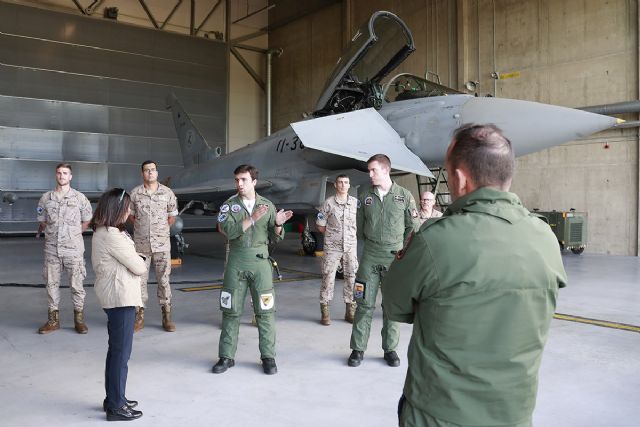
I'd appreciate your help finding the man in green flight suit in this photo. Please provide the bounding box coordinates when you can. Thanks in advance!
[212,164,293,375]
[385,124,567,427]
[347,154,418,368]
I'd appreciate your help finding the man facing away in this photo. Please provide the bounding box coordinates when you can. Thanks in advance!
[212,164,293,375]
[36,163,92,334]
[316,174,358,325]
[347,154,418,368]
[385,124,567,427]
[129,160,179,332]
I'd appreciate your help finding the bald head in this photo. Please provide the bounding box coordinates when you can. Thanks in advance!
[446,124,515,192]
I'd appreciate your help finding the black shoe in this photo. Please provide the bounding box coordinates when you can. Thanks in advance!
[211,357,235,374]
[261,358,278,375]
[348,350,364,367]
[103,398,138,412]
[106,404,143,421]
[384,351,400,367]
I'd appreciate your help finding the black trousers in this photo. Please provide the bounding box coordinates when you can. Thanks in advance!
[104,306,135,410]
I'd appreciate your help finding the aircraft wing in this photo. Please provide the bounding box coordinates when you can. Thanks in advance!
[291,108,434,178]
[170,179,272,204]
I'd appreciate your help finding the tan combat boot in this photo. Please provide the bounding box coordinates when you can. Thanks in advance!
[161,304,176,332]
[134,307,144,333]
[345,302,356,324]
[74,309,88,334]
[38,309,60,334]
[320,303,331,326]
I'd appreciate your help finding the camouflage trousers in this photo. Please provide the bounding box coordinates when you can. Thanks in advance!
[43,254,87,310]
[139,250,172,307]
[320,249,358,304]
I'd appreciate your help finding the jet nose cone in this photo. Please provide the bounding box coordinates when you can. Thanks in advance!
[461,97,618,156]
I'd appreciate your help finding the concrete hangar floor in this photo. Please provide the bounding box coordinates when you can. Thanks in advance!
[0,231,638,426]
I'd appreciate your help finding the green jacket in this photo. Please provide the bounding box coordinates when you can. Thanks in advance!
[218,194,284,251]
[384,187,567,426]
[357,182,418,249]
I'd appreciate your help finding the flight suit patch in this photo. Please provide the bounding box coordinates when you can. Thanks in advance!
[259,293,274,310]
[220,291,232,309]
[220,204,230,213]
[364,196,373,206]
[218,213,228,222]
[393,195,405,203]
[317,212,325,221]
[357,200,362,209]
[354,280,366,299]
[411,208,418,218]
[231,204,241,213]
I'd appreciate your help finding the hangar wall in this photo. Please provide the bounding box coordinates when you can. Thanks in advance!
[270,0,640,255]
[0,1,227,232]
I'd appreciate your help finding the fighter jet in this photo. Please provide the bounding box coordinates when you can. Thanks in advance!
[166,10,617,254]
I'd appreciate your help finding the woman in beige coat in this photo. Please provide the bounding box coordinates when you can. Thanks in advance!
[91,188,147,421]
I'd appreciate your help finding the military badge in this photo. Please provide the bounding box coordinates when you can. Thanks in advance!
[36,206,44,214]
[354,280,366,299]
[220,291,232,309]
[220,204,230,213]
[231,204,241,213]
[259,293,275,310]
[316,212,325,221]
[393,195,405,203]
[217,213,228,222]
[364,196,373,206]
[411,208,418,218]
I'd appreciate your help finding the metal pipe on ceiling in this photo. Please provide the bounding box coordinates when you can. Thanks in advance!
[266,48,283,136]
[579,100,640,115]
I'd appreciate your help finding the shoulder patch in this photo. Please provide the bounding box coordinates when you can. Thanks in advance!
[37,206,44,214]
[364,196,373,206]
[231,204,241,213]
[411,208,418,218]
[217,213,228,222]
[317,212,325,221]
[220,204,229,213]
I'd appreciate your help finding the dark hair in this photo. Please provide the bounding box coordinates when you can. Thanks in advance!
[141,160,157,171]
[90,188,131,231]
[234,164,258,180]
[56,163,72,173]
[335,174,349,181]
[449,123,515,189]
[367,154,391,169]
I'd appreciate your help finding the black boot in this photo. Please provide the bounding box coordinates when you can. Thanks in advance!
[384,351,401,367]
[348,350,364,367]
[211,357,235,374]
[261,358,278,375]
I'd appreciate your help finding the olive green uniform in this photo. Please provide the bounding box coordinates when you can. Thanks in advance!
[350,182,418,352]
[385,188,568,426]
[217,194,284,359]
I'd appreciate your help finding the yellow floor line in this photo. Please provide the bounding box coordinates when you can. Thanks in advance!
[554,313,640,333]
[179,273,320,292]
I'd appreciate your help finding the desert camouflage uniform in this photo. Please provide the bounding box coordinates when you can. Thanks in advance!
[417,208,443,226]
[316,195,358,303]
[130,183,178,307]
[37,189,92,310]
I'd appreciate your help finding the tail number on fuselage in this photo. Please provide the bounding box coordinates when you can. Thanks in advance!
[275,136,305,153]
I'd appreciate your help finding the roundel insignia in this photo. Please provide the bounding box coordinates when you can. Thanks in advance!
[218,213,228,222]
[364,196,373,206]
[231,204,241,213]
[220,204,230,213]
[37,206,44,214]
[316,212,325,221]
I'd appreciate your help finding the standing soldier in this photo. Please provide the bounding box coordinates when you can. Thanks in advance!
[315,174,358,325]
[347,154,418,368]
[417,191,443,225]
[211,164,293,375]
[385,124,567,426]
[36,163,93,334]
[129,160,179,332]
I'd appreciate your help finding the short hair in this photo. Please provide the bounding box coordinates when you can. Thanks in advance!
[335,174,349,181]
[56,163,72,173]
[449,124,515,188]
[141,160,157,171]
[234,164,258,180]
[90,188,131,231]
[367,154,391,169]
